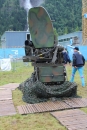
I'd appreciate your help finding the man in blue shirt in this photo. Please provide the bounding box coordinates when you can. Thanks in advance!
[70,47,85,87]
[62,48,71,65]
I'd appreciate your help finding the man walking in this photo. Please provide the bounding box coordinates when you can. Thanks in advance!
[70,47,85,87]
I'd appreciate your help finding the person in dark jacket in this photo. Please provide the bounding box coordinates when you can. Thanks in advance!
[70,47,85,87]
[62,48,71,65]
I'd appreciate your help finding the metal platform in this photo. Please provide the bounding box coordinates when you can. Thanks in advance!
[0,100,16,116]
[0,83,19,101]
[51,109,87,130]
[0,83,19,90]
[0,89,12,100]
[0,83,19,116]
[17,98,87,114]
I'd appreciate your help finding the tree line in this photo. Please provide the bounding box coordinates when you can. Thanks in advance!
[0,0,82,39]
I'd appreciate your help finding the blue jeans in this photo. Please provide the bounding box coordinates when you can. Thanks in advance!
[70,66,85,87]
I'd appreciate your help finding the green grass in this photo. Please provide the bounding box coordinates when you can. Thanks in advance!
[0,61,87,130]
[0,62,33,85]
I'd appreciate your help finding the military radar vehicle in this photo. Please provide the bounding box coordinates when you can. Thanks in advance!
[19,7,77,104]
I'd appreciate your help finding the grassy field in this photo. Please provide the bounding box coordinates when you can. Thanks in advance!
[0,61,87,130]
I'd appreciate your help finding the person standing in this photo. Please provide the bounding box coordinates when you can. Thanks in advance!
[62,48,71,65]
[62,48,71,81]
[70,37,73,45]
[70,47,85,87]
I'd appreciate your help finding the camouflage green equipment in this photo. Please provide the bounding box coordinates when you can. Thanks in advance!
[28,6,54,48]
[19,7,77,104]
